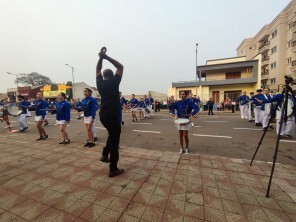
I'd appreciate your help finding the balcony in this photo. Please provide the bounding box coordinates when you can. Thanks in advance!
[291,40,296,53]
[261,56,269,67]
[261,69,269,80]
[291,60,296,72]
[258,41,270,53]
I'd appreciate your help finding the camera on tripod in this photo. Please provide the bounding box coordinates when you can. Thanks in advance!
[284,75,296,85]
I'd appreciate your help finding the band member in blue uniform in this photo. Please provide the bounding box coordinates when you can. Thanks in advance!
[237,91,250,119]
[17,95,29,132]
[260,88,274,131]
[250,89,265,126]
[130,94,139,122]
[187,93,200,126]
[170,91,199,154]
[143,95,150,118]
[55,92,71,144]
[120,92,127,125]
[148,94,154,115]
[138,98,146,119]
[96,48,124,177]
[259,86,296,139]
[75,98,83,120]
[81,88,97,148]
[34,92,48,140]
[248,92,255,122]
[43,99,50,127]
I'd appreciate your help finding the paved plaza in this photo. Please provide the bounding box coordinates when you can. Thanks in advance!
[0,113,296,221]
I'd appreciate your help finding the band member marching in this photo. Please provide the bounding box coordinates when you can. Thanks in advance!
[237,91,249,119]
[17,95,29,132]
[96,47,125,177]
[251,89,265,126]
[170,91,199,154]
[138,98,146,119]
[34,92,48,140]
[56,92,71,144]
[259,86,296,139]
[81,88,97,148]
[148,94,154,115]
[248,92,255,122]
[187,92,200,126]
[130,94,139,122]
[75,98,83,120]
[120,92,127,125]
[261,88,274,131]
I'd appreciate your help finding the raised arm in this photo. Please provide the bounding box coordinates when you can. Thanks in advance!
[104,55,124,77]
[96,57,103,77]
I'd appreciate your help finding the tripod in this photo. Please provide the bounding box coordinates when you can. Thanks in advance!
[250,79,296,198]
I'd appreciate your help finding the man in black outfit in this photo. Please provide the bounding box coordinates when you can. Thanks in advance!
[96,48,124,177]
[207,98,214,115]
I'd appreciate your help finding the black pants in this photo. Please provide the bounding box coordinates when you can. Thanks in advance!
[208,107,214,115]
[231,105,235,113]
[100,113,121,172]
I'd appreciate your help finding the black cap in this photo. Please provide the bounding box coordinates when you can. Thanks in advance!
[256,89,263,92]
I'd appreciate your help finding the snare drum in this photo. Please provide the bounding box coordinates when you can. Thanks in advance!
[174,118,190,126]
[0,106,3,117]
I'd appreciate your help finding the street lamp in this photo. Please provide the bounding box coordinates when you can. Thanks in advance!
[195,43,198,96]
[6,72,19,96]
[65,64,75,99]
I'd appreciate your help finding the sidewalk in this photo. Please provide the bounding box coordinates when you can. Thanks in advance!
[0,133,295,222]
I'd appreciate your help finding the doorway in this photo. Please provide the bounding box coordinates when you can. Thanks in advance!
[212,91,220,104]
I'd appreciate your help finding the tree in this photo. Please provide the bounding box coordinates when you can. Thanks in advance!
[16,72,53,86]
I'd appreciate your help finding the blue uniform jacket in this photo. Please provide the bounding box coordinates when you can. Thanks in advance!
[81,97,97,119]
[19,100,30,114]
[56,101,71,121]
[170,99,199,119]
[34,99,47,118]
[237,95,250,105]
[260,94,272,111]
[120,97,127,106]
[148,97,154,104]
[130,98,139,108]
[138,100,147,108]
[75,102,82,112]
[251,94,265,106]
[263,93,296,115]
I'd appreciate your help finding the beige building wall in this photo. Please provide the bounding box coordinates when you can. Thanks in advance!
[237,0,296,91]
[206,57,246,65]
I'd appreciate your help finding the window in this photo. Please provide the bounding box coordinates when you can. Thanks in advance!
[270,78,276,84]
[288,23,293,30]
[271,62,276,69]
[287,57,292,65]
[271,46,277,54]
[225,72,241,79]
[271,29,277,38]
[249,47,253,49]
[261,80,267,87]
[287,40,292,48]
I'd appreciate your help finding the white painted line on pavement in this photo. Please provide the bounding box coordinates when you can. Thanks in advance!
[233,128,262,131]
[133,130,161,134]
[193,134,232,139]
[204,121,227,123]
[131,123,152,125]
[280,140,296,143]
[95,127,106,130]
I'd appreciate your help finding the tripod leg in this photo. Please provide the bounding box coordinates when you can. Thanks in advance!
[250,115,273,166]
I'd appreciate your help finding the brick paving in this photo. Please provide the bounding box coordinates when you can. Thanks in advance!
[0,133,295,222]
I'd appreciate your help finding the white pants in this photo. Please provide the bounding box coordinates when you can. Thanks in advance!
[262,111,270,128]
[254,107,263,123]
[149,105,153,115]
[92,122,96,138]
[240,105,248,119]
[18,114,27,130]
[27,110,31,117]
[276,110,295,136]
[248,105,253,120]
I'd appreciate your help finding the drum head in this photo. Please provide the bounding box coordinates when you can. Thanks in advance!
[7,104,20,116]
[175,118,190,126]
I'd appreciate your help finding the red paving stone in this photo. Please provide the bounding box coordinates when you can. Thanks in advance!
[0,133,295,221]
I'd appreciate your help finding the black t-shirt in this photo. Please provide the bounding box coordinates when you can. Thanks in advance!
[97,74,122,115]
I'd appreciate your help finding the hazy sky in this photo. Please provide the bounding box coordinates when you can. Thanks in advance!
[0,0,291,95]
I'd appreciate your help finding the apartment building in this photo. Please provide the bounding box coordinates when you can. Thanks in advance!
[237,0,296,92]
[168,56,260,103]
